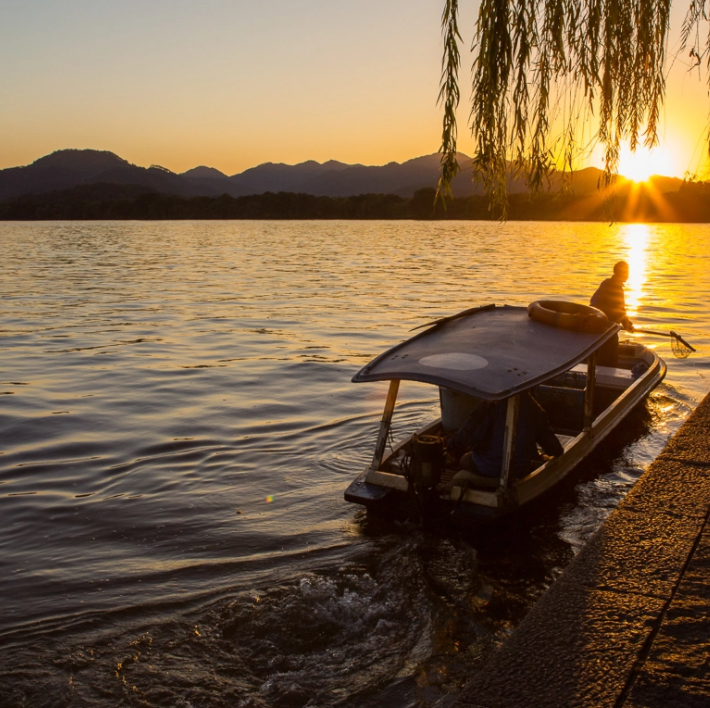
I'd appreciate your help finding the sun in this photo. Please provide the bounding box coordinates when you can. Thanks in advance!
[618,143,674,183]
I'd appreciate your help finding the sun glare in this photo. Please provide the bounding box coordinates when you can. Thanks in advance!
[618,143,674,183]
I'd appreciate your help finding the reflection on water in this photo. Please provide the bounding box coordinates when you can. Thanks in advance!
[622,223,650,316]
[0,220,708,707]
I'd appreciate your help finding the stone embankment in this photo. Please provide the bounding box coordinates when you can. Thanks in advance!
[453,393,710,708]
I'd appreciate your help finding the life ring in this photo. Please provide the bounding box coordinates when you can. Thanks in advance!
[527,300,610,333]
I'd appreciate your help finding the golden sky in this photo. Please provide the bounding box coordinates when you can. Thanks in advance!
[1,1,708,178]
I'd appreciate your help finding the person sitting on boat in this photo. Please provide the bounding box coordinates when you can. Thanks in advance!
[590,260,634,367]
[447,392,563,487]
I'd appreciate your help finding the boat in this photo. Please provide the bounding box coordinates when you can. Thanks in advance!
[345,303,666,522]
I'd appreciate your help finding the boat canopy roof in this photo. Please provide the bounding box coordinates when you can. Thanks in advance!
[352,304,619,401]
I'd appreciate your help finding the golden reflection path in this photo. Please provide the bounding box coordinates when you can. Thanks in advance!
[622,223,651,318]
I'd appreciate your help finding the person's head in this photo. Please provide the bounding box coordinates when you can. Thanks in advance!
[613,260,629,282]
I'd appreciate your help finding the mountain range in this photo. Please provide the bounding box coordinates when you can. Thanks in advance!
[0,149,684,202]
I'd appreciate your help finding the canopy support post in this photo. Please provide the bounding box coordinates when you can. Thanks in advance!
[499,394,520,493]
[369,379,400,472]
[584,352,596,431]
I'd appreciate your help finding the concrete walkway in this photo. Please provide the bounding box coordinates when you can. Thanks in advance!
[453,393,710,708]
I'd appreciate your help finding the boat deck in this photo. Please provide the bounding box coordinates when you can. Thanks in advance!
[390,432,578,490]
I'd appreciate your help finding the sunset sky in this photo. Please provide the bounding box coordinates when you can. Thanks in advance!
[2,0,709,178]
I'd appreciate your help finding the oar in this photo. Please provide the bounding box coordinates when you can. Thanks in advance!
[409,303,496,332]
[634,328,696,354]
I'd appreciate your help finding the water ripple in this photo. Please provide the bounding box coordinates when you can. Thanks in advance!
[0,220,708,706]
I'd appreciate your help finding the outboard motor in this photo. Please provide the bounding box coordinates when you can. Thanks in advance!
[409,433,445,490]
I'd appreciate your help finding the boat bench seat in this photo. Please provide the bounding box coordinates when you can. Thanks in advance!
[570,363,634,389]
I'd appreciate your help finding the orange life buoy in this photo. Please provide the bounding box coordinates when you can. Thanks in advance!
[527,300,610,334]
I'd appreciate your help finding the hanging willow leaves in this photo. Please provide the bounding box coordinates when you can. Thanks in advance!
[439,1,709,216]
[438,0,462,200]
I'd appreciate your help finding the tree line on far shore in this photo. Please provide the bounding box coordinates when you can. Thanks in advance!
[3,181,710,222]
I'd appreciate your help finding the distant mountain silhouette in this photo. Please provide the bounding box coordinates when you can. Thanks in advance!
[0,148,684,202]
[229,159,352,195]
[181,166,228,179]
[0,150,129,200]
[223,153,531,197]
[0,150,198,201]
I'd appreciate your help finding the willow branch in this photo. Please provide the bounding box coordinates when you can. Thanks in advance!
[437,0,462,203]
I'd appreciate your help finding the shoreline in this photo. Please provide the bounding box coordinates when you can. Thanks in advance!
[3,185,710,222]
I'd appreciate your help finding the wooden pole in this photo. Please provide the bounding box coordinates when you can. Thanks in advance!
[584,352,596,431]
[369,379,400,473]
[499,394,520,492]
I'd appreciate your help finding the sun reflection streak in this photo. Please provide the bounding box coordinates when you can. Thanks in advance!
[622,224,650,317]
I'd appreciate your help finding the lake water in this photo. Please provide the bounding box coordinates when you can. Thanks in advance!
[1,220,708,707]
